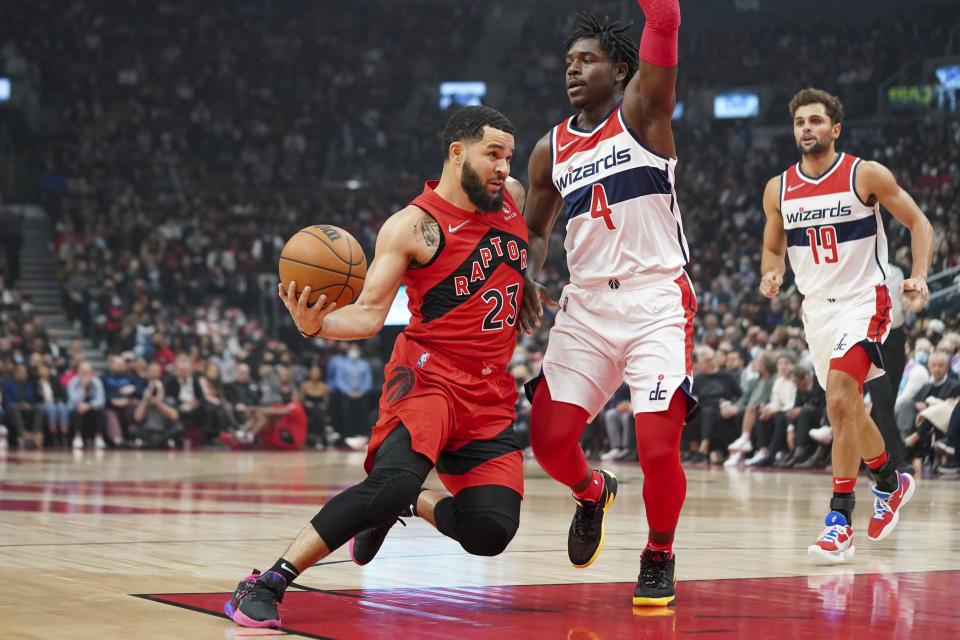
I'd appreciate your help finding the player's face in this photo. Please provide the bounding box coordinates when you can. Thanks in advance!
[793,103,840,156]
[565,38,622,109]
[459,126,514,213]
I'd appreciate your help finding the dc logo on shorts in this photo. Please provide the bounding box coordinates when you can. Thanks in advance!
[649,374,667,402]
[834,333,848,352]
[417,351,430,368]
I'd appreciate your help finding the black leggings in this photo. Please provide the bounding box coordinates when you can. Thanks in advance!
[311,425,521,555]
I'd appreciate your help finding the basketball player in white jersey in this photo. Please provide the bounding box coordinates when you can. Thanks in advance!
[760,88,934,562]
[520,1,694,605]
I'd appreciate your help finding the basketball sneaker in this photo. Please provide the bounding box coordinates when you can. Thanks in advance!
[349,516,408,566]
[633,548,677,606]
[807,511,855,563]
[867,471,915,541]
[568,469,617,568]
[224,570,285,628]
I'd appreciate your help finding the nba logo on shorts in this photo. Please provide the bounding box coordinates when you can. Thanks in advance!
[649,373,667,402]
[417,351,430,368]
[562,296,569,312]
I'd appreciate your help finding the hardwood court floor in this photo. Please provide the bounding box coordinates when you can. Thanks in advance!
[2,447,958,639]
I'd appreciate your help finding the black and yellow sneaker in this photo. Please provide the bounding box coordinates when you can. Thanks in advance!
[567,469,618,568]
[633,548,677,606]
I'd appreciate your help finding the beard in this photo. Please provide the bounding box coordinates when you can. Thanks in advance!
[798,135,829,156]
[460,160,504,213]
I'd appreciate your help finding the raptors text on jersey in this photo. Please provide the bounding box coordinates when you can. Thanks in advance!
[402,181,528,368]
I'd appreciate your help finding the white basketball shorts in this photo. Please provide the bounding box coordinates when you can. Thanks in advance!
[540,272,697,420]
[802,285,892,387]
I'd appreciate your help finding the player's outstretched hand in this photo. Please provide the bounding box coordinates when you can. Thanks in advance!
[759,271,783,298]
[900,277,929,313]
[278,281,337,338]
[519,276,557,335]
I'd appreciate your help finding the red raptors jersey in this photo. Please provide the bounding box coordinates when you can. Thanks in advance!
[402,181,528,368]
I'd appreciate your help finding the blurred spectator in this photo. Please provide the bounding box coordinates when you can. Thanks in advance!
[34,363,69,447]
[196,361,237,442]
[599,382,635,462]
[299,365,330,448]
[220,389,308,452]
[327,344,373,449]
[67,362,107,449]
[779,366,826,468]
[1,364,42,447]
[102,354,142,444]
[723,352,777,466]
[895,338,933,434]
[684,346,740,463]
[129,363,181,449]
[745,352,798,467]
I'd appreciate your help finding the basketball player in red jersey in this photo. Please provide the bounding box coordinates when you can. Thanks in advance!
[520,1,694,606]
[224,106,529,628]
[760,88,934,562]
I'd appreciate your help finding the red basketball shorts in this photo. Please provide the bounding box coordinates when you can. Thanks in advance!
[364,333,524,498]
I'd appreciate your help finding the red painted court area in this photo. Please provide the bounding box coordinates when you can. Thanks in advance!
[140,570,957,639]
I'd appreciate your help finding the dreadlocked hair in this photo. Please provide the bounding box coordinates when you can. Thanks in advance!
[563,13,639,88]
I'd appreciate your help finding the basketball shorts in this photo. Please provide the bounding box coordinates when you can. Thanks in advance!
[365,333,523,498]
[802,285,892,387]
[539,272,698,420]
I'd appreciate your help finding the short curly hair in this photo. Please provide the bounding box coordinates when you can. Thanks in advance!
[788,88,844,125]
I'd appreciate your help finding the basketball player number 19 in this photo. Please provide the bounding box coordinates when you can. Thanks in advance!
[806,225,838,264]
[590,184,616,230]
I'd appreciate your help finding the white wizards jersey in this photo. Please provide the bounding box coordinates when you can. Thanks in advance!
[550,104,689,288]
[780,152,888,299]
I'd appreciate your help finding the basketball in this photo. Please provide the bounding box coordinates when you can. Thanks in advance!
[278,225,367,307]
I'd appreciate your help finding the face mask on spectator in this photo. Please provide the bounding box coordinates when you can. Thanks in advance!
[915,351,929,365]
[348,348,360,359]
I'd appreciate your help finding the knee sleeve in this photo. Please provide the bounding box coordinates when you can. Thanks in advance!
[310,425,432,550]
[433,485,521,557]
[456,516,517,557]
[310,467,424,549]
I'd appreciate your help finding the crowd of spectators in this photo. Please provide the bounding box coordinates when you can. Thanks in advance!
[0,2,958,464]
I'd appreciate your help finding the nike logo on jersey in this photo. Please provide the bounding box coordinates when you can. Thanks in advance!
[787,183,805,192]
[558,139,578,152]
[448,221,470,233]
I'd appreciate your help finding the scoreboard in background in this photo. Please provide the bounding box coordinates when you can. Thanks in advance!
[887,85,936,109]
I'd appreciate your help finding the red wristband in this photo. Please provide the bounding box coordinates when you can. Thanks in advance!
[637,0,680,67]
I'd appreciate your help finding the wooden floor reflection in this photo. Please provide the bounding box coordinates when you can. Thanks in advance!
[2,448,957,639]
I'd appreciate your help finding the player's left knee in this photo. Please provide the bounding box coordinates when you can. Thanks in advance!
[457,516,517,556]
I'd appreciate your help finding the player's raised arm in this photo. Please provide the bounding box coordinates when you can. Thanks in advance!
[519,134,562,333]
[621,0,680,159]
[759,175,787,298]
[854,160,935,306]
[279,208,421,340]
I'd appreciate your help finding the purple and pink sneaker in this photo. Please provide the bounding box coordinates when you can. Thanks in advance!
[224,570,285,628]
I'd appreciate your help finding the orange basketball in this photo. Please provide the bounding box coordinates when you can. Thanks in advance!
[278,225,367,307]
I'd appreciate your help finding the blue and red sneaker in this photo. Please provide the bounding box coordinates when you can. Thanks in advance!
[808,511,855,563]
[867,471,915,541]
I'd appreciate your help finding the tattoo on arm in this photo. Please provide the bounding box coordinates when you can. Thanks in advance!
[419,219,440,247]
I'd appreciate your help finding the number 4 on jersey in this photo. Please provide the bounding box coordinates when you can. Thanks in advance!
[589,184,616,230]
